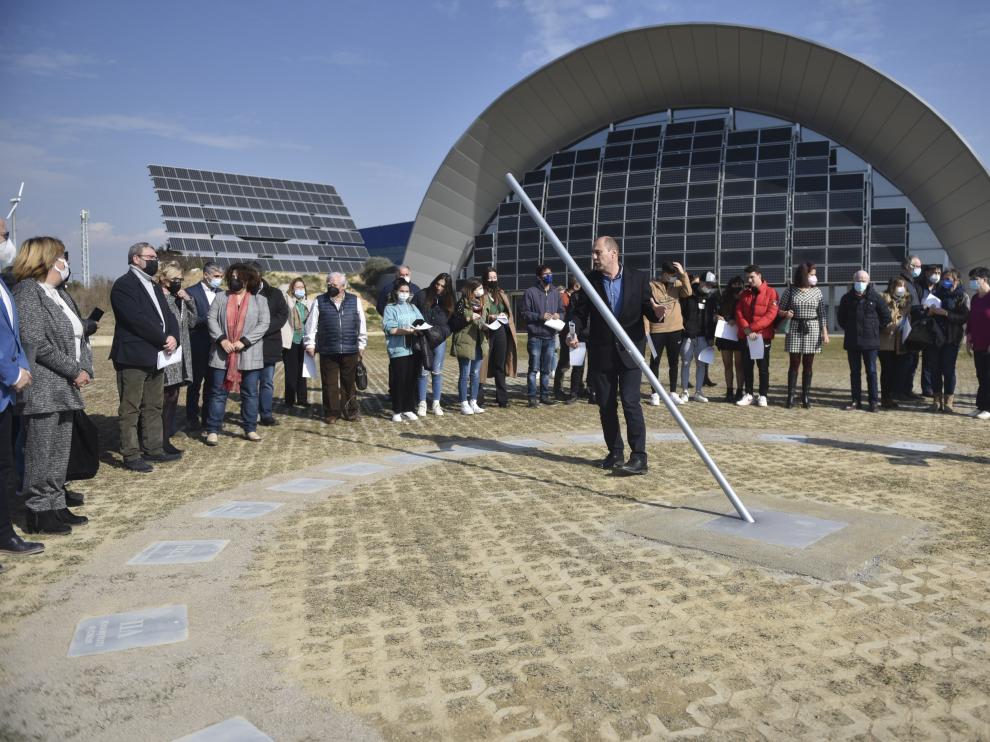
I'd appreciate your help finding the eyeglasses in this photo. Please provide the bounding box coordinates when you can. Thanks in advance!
[140,254,157,260]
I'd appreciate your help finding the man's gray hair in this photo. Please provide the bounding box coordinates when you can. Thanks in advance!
[203,261,222,274]
[327,271,347,287]
[854,269,870,281]
[127,242,155,263]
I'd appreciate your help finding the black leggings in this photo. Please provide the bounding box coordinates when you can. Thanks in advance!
[649,331,683,389]
[788,353,815,374]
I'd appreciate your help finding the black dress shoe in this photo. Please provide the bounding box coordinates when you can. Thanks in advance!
[124,458,154,473]
[185,419,202,432]
[540,397,557,406]
[24,510,71,535]
[528,399,539,408]
[259,417,278,427]
[0,534,45,555]
[564,395,578,405]
[616,455,648,476]
[498,402,509,408]
[144,451,181,463]
[163,442,183,455]
[65,490,85,507]
[868,402,879,413]
[597,453,623,469]
[57,508,88,526]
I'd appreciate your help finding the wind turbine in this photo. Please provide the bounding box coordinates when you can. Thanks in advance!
[7,182,24,247]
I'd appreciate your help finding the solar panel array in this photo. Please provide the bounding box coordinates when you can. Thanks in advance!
[148,165,369,275]
[468,116,909,291]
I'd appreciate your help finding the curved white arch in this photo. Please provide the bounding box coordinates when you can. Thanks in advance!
[406,23,990,282]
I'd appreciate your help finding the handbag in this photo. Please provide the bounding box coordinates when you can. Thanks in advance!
[905,317,933,350]
[775,288,792,334]
[355,360,368,391]
[66,409,100,481]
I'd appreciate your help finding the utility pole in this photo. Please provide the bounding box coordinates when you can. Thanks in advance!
[80,209,91,288]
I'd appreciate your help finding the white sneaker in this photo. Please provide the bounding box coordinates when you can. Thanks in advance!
[757,395,768,407]
[460,401,474,415]
[977,410,990,420]
[403,411,419,420]
[736,393,754,406]
[670,393,684,405]
[694,393,709,403]
[470,400,485,413]
[679,391,690,403]
[431,401,444,416]
[650,392,661,406]
[416,401,427,417]
[391,413,404,422]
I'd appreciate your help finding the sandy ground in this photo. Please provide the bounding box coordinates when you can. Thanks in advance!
[1,339,989,740]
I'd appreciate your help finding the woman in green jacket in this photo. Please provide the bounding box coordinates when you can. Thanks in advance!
[451,279,490,415]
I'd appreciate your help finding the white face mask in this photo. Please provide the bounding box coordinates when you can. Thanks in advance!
[397,292,410,303]
[894,286,906,297]
[808,275,818,287]
[0,238,15,269]
[293,288,305,299]
[473,288,485,298]
[55,260,70,282]
[208,277,222,289]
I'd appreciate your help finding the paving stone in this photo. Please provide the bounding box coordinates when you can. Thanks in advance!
[197,502,284,519]
[266,478,342,494]
[172,716,273,742]
[128,540,228,565]
[324,462,389,476]
[68,605,188,657]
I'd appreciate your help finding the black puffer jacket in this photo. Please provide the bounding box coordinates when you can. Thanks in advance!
[930,284,969,347]
[838,285,892,351]
[256,281,289,365]
[681,289,720,340]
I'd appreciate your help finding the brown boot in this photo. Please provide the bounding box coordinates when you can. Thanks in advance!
[928,393,941,412]
[943,394,955,414]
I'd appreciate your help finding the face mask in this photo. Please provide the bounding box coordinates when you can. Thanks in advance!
[141,258,158,277]
[397,292,410,303]
[912,267,922,278]
[541,274,552,285]
[699,286,711,295]
[228,278,244,293]
[664,276,676,285]
[971,279,982,292]
[854,281,868,293]
[327,285,341,298]
[208,277,222,290]
[941,279,953,290]
[486,279,498,289]
[168,279,182,294]
[808,275,818,287]
[55,260,71,282]
[294,288,306,299]
[928,273,940,284]
[473,288,485,298]
[0,238,15,268]
[895,286,906,297]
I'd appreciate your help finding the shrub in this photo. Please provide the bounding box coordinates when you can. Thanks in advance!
[360,256,395,288]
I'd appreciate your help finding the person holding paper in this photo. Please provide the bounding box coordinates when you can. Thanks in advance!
[922,269,969,414]
[451,280,492,415]
[413,273,455,416]
[185,262,224,430]
[967,267,990,420]
[521,264,564,407]
[777,262,828,409]
[838,270,891,412]
[109,242,181,472]
[12,237,94,534]
[155,262,197,456]
[480,268,518,408]
[715,276,746,403]
[646,261,692,406]
[382,280,425,422]
[554,277,588,403]
[679,272,719,403]
[879,276,912,408]
[280,278,310,409]
[304,272,367,424]
[734,265,779,407]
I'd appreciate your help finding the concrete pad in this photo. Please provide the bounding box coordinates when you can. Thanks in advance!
[500,438,549,449]
[615,493,924,580]
[197,502,284,519]
[173,716,273,742]
[68,605,188,657]
[128,540,229,565]
[266,478,342,494]
[324,462,389,476]
[569,433,605,444]
[385,453,436,466]
[887,440,946,453]
[759,433,808,444]
[442,444,495,459]
[652,432,688,442]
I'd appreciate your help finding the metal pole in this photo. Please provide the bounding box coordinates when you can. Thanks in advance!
[506,172,755,523]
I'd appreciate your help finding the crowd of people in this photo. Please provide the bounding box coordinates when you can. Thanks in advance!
[0,220,988,565]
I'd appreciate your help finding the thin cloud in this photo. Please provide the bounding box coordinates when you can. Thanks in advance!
[807,0,886,60]
[13,51,104,78]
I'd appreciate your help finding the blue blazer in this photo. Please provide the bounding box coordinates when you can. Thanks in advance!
[0,280,30,412]
[185,282,214,353]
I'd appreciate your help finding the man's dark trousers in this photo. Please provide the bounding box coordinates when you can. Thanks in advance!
[590,346,646,460]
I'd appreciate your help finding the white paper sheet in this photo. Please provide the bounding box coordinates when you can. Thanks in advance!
[569,342,587,367]
[698,346,715,365]
[544,318,565,332]
[646,334,658,358]
[922,293,942,309]
[899,316,912,343]
[497,314,509,325]
[485,319,502,330]
[715,319,738,341]
[747,333,765,360]
[302,352,317,379]
[157,346,182,369]
[413,322,433,330]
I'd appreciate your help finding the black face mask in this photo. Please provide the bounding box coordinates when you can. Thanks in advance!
[327,285,341,297]
[141,258,158,277]
[486,280,498,290]
[169,280,182,295]
[228,278,244,293]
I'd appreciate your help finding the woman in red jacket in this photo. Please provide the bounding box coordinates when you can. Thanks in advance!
[734,264,779,407]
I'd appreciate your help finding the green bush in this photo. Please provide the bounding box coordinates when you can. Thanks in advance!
[360,256,395,288]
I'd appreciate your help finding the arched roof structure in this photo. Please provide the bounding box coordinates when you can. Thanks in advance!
[406,23,989,282]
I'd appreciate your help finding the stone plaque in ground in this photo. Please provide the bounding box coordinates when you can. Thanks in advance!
[569,433,605,444]
[324,462,388,476]
[172,716,273,742]
[197,502,284,519]
[128,540,228,565]
[887,441,946,452]
[500,438,548,448]
[68,605,188,657]
[266,478,342,493]
[759,433,808,444]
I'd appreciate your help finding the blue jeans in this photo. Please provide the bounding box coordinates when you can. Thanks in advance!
[847,349,879,404]
[527,335,557,399]
[458,346,482,402]
[924,342,960,395]
[418,340,446,404]
[259,363,276,420]
[207,367,261,433]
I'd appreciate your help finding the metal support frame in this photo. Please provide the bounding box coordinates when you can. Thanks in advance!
[506,172,755,523]
[80,209,91,288]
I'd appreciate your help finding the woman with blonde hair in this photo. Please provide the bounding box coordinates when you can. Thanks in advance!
[155,261,197,453]
[280,277,310,408]
[12,237,93,535]
[879,275,911,408]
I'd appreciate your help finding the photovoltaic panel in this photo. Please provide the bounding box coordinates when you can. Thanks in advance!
[148,165,369,275]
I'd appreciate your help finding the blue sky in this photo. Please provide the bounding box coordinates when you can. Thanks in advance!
[3,0,988,277]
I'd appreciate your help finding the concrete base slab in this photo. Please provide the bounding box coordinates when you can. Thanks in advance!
[324,462,389,476]
[615,493,924,580]
[128,540,229,565]
[887,440,946,453]
[68,605,188,657]
[173,716,273,742]
[266,478,341,494]
[197,502,284,519]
